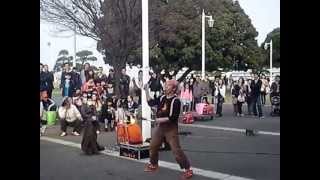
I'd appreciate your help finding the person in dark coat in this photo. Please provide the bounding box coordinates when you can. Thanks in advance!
[40,63,47,92]
[43,65,54,98]
[80,97,105,155]
[250,73,264,118]
[148,72,162,100]
[72,67,82,91]
[119,68,130,99]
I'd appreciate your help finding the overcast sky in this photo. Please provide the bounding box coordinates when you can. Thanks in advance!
[40,0,280,71]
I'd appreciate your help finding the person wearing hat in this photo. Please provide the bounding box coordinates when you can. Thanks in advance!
[58,97,82,137]
[143,79,193,179]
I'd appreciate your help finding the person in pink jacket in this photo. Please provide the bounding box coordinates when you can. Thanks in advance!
[180,82,193,114]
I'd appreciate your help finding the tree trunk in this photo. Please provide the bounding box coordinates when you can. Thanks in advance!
[113,63,122,98]
[177,68,192,82]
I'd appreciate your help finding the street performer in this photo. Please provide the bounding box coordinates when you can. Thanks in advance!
[143,79,193,179]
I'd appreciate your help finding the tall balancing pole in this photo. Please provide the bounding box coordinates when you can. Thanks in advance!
[141,0,151,142]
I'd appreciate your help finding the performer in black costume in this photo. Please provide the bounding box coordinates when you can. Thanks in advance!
[80,97,105,155]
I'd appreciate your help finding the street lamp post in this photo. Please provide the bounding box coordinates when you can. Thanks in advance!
[72,6,78,68]
[264,40,273,83]
[201,9,214,80]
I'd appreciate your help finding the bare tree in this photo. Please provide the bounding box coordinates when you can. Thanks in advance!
[41,0,143,95]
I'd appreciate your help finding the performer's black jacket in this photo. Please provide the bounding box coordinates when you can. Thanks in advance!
[147,95,181,124]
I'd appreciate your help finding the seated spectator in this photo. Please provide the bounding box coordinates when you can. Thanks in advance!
[115,99,127,124]
[40,91,56,135]
[127,95,138,114]
[41,91,56,111]
[58,97,83,137]
[74,97,83,112]
[101,98,116,132]
[82,78,96,93]
[95,81,104,96]
[72,89,82,102]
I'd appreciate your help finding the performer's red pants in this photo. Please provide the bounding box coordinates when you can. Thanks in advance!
[149,123,190,169]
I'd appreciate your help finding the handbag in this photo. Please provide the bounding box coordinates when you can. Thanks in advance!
[237,95,245,103]
[217,93,224,103]
[232,97,238,104]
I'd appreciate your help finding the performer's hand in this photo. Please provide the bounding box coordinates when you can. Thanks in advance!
[92,116,97,121]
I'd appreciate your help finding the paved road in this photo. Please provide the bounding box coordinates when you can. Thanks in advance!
[41,122,279,180]
[43,95,280,180]
[41,141,215,180]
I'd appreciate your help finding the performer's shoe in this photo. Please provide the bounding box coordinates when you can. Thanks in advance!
[60,132,67,137]
[144,163,158,172]
[72,131,80,136]
[181,169,193,179]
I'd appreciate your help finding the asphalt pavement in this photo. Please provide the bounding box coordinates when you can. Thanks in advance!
[41,94,280,180]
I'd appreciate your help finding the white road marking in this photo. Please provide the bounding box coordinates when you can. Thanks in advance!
[41,136,255,180]
[179,124,280,136]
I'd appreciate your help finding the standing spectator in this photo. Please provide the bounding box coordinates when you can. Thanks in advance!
[192,76,202,110]
[107,69,116,87]
[237,78,246,116]
[40,63,47,92]
[209,78,217,104]
[72,67,82,91]
[43,65,54,98]
[270,75,280,98]
[231,80,241,116]
[80,63,91,85]
[119,68,130,99]
[180,82,193,114]
[223,76,228,87]
[189,77,195,93]
[61,72,75,97]
[87,69,95,81]
[58,97,82,137]
[245,79,253,115]
[199,78,210,103]
[96,67,107,82]
[215,79,226,117]
[60,63,72,90]
[251,74,264,119]
[132,70,143,105]
[148,72,162,100]
[260,74,269,105]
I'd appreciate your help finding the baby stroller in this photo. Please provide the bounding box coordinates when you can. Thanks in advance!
[270,95,280,116]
